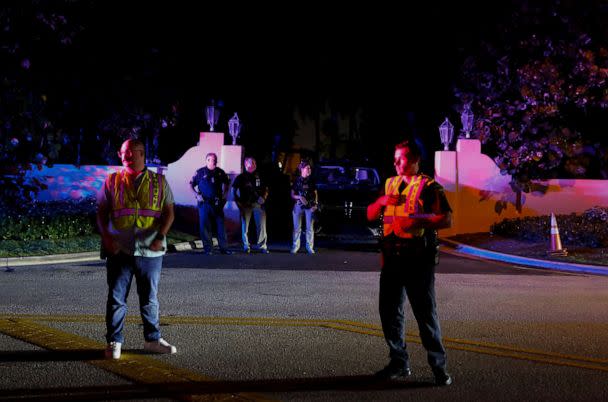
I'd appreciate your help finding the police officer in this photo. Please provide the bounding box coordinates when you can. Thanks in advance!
[190,152,232,255]
[367,139,453,385]
[290,160,318,254]
[232,157,270,253]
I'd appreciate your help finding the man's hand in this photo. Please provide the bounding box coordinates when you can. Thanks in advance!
[101,234,119,256]
[368,194,395,221]
[195,194,203,202]
[257,196,265,205]
[377,194,399,207]
[395,216,419,231]
[149,238,165,252]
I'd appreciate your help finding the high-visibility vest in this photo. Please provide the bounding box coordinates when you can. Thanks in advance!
[383,175,431,239]
[108,169,165,231]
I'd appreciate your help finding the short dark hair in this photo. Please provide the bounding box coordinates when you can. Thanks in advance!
[298,160,311,171]
[395,139,421,159]
[206,152,217,160]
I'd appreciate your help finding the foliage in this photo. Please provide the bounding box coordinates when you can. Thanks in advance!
[454,1,608,192]
[95,104,180,166]
[0,235,101,258]
[0,1,86,208]
[491,207,608,248]
[0,197,97,241]
[0,1,180,209]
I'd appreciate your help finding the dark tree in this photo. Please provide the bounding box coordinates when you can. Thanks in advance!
[454,0,608,192]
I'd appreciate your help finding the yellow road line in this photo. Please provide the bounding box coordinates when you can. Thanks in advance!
[442,336,608,364]
[0,317,270,401]
[1,314,606,374]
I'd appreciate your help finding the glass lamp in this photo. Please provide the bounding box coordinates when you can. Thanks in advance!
[439,118,454,151]
[205,100,220,132]
[228,113,241,145]
[461,103,474,139]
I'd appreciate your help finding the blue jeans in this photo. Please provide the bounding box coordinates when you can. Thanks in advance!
[379,254,446,371]
[105,253,163,343]
[292,204,315,252]
[198,202,228,251]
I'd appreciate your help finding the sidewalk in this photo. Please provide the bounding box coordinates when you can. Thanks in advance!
[4,239,608,276]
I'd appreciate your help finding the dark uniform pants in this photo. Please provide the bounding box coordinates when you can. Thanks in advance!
[198,202,228,251]
[379,244,447,371]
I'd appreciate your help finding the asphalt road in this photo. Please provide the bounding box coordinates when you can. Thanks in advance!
[1,248,607,401]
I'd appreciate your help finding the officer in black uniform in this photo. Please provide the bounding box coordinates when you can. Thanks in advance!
[190,152,232,255]
[232,157,270,253]
[367,139,453,386]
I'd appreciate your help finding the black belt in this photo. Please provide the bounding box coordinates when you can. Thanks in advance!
[381,236,427,255]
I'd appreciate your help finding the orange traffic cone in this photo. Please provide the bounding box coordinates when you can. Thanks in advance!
[547,213,567,256]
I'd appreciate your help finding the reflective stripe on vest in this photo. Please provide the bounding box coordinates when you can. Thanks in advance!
[109,170,165,231]
[383,175,428,238]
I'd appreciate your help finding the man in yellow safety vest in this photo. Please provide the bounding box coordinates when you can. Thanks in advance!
[97,139,176,360]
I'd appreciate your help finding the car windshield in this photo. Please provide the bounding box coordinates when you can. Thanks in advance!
[316,166,380,187]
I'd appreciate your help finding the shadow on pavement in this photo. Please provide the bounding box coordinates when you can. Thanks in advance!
[0,349,103,362]
[0,375,437,401]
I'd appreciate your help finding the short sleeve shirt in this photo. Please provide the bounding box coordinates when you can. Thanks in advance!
[232,171,267,205]
[191,167,230,200]
[292,176,317,205]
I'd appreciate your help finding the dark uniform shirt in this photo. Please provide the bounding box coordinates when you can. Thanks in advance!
[191,167,230,202]
[292,176,317,208]
[232,171,267,205]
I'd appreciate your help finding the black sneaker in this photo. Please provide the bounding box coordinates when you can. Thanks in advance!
[375,363,412,380]
[219,249,233,255]
[433,370,453,386]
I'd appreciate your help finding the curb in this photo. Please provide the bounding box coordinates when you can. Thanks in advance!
[3,251,101,267]
[440,238,608,276]
[3,242,199,268]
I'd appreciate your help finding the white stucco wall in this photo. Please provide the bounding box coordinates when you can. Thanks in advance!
[27,131,244,241]
[435,139,608,235]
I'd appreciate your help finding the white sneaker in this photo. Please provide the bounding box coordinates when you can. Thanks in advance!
[105,341,122,359]
[290,248,298,254]
[144,338,177,354]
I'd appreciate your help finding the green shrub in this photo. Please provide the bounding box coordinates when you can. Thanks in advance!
[0,197,97,241]
[491,206,608,248]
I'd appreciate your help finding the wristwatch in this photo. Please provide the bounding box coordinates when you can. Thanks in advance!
[155,233,166,242]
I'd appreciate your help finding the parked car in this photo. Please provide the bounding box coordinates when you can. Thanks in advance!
[314,163,382,244]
